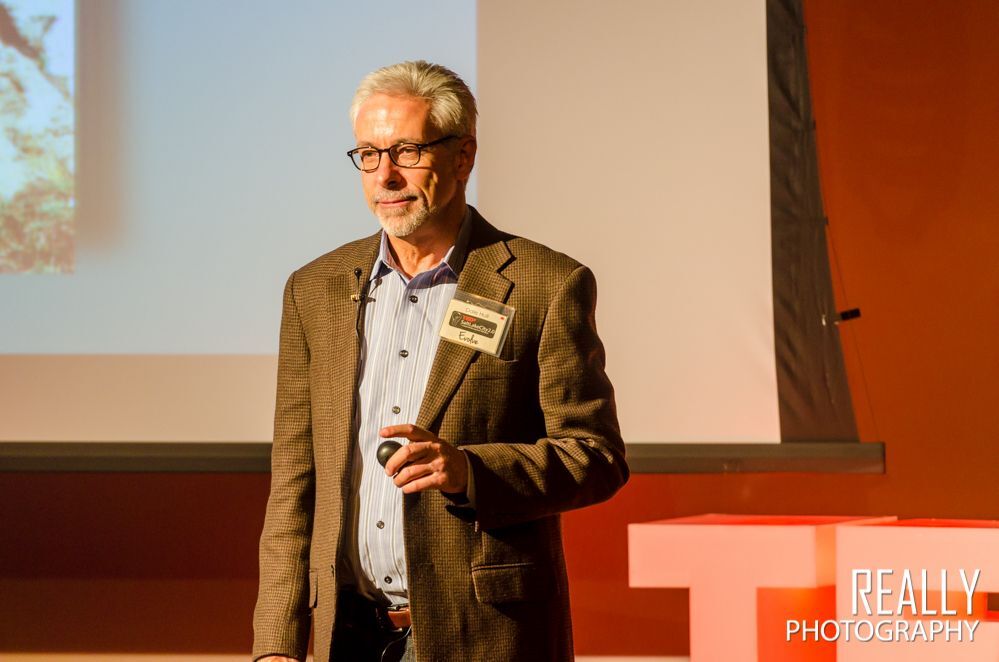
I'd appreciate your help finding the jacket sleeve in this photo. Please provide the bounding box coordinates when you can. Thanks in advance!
[252,272,315,661]
[460,264,629,530]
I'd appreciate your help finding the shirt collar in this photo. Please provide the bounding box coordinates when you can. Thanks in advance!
[370,206,473,282]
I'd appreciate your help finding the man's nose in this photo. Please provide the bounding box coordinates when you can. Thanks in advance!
[374,153,403,188]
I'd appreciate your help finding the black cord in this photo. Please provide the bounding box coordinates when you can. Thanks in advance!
[380,626,411,662]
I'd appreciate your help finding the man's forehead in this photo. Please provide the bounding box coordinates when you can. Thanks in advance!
[354,93,432,141]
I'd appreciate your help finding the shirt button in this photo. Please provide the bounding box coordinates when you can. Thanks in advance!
[399,349,409,358]
[391,406,401,414]
[384,576,393,584]
[409,294,418,303]
[376,520,385,529]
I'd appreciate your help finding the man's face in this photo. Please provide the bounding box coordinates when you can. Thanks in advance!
[353,93,463,238]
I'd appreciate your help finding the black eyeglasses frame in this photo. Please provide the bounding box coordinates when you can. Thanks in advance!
[346,135,459,172]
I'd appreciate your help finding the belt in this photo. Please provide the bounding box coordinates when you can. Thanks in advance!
[338,589,412,632]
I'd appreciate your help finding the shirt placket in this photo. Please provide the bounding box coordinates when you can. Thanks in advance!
[359,261,454,604]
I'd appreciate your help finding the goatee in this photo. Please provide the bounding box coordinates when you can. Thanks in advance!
[378,205,432,238]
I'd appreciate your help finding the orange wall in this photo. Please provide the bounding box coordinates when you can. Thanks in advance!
[3,0,999,656]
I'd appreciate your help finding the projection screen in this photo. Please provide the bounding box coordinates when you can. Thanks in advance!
[1,0,874,470]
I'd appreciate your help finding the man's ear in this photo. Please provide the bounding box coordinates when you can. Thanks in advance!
[455,136,477,182]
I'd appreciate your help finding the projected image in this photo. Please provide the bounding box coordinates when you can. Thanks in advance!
[0,0,74,273]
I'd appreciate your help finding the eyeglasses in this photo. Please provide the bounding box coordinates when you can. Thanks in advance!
[347,135,458,172]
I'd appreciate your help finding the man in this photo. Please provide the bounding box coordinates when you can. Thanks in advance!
[253,60,628,662]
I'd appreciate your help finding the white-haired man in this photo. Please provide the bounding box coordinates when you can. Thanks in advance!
[253,60,627,662]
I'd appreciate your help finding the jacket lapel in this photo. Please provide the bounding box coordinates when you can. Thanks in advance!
[416,218,514,431]
[324,235,380,476]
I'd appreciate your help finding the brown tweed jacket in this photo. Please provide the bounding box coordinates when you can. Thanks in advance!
[252,208,628,662]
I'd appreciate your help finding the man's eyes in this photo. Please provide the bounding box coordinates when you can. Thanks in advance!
[394,145,420,157]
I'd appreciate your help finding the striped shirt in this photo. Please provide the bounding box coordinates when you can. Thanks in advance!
[340,211,472,606]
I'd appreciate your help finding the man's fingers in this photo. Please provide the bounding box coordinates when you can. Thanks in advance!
[384,441,434,476]
[377,432,466,494]
[379,424,434,441]
[400,473,446,494]
[393,461,437,488]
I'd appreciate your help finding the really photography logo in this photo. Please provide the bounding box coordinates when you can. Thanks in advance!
[786,568,983,645]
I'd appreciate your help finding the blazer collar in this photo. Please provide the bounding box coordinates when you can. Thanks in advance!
[340,204,511,292]
[329,207,515,433]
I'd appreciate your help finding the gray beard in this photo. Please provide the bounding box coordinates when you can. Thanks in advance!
[378,204,433,238]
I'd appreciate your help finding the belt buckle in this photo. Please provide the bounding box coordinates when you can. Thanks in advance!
[384,604,411,631]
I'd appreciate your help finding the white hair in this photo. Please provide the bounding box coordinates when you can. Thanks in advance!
[350,60,477,136]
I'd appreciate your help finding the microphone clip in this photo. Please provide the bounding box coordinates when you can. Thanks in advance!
[352,267,363,302]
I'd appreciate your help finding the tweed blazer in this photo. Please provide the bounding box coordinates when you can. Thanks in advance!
[253,208,628,662]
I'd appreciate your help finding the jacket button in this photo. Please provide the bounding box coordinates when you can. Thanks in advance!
[409,294,418,303]
[384,576,393,584]
[399,350,409,358]
[391,406,401,414]
[376,520,385,529]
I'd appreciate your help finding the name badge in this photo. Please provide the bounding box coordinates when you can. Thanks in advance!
[439,290,514,356]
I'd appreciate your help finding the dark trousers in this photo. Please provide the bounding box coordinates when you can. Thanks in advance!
[331,590,413,662]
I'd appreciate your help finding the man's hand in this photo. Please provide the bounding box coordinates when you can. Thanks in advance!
[380,424,468,495]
